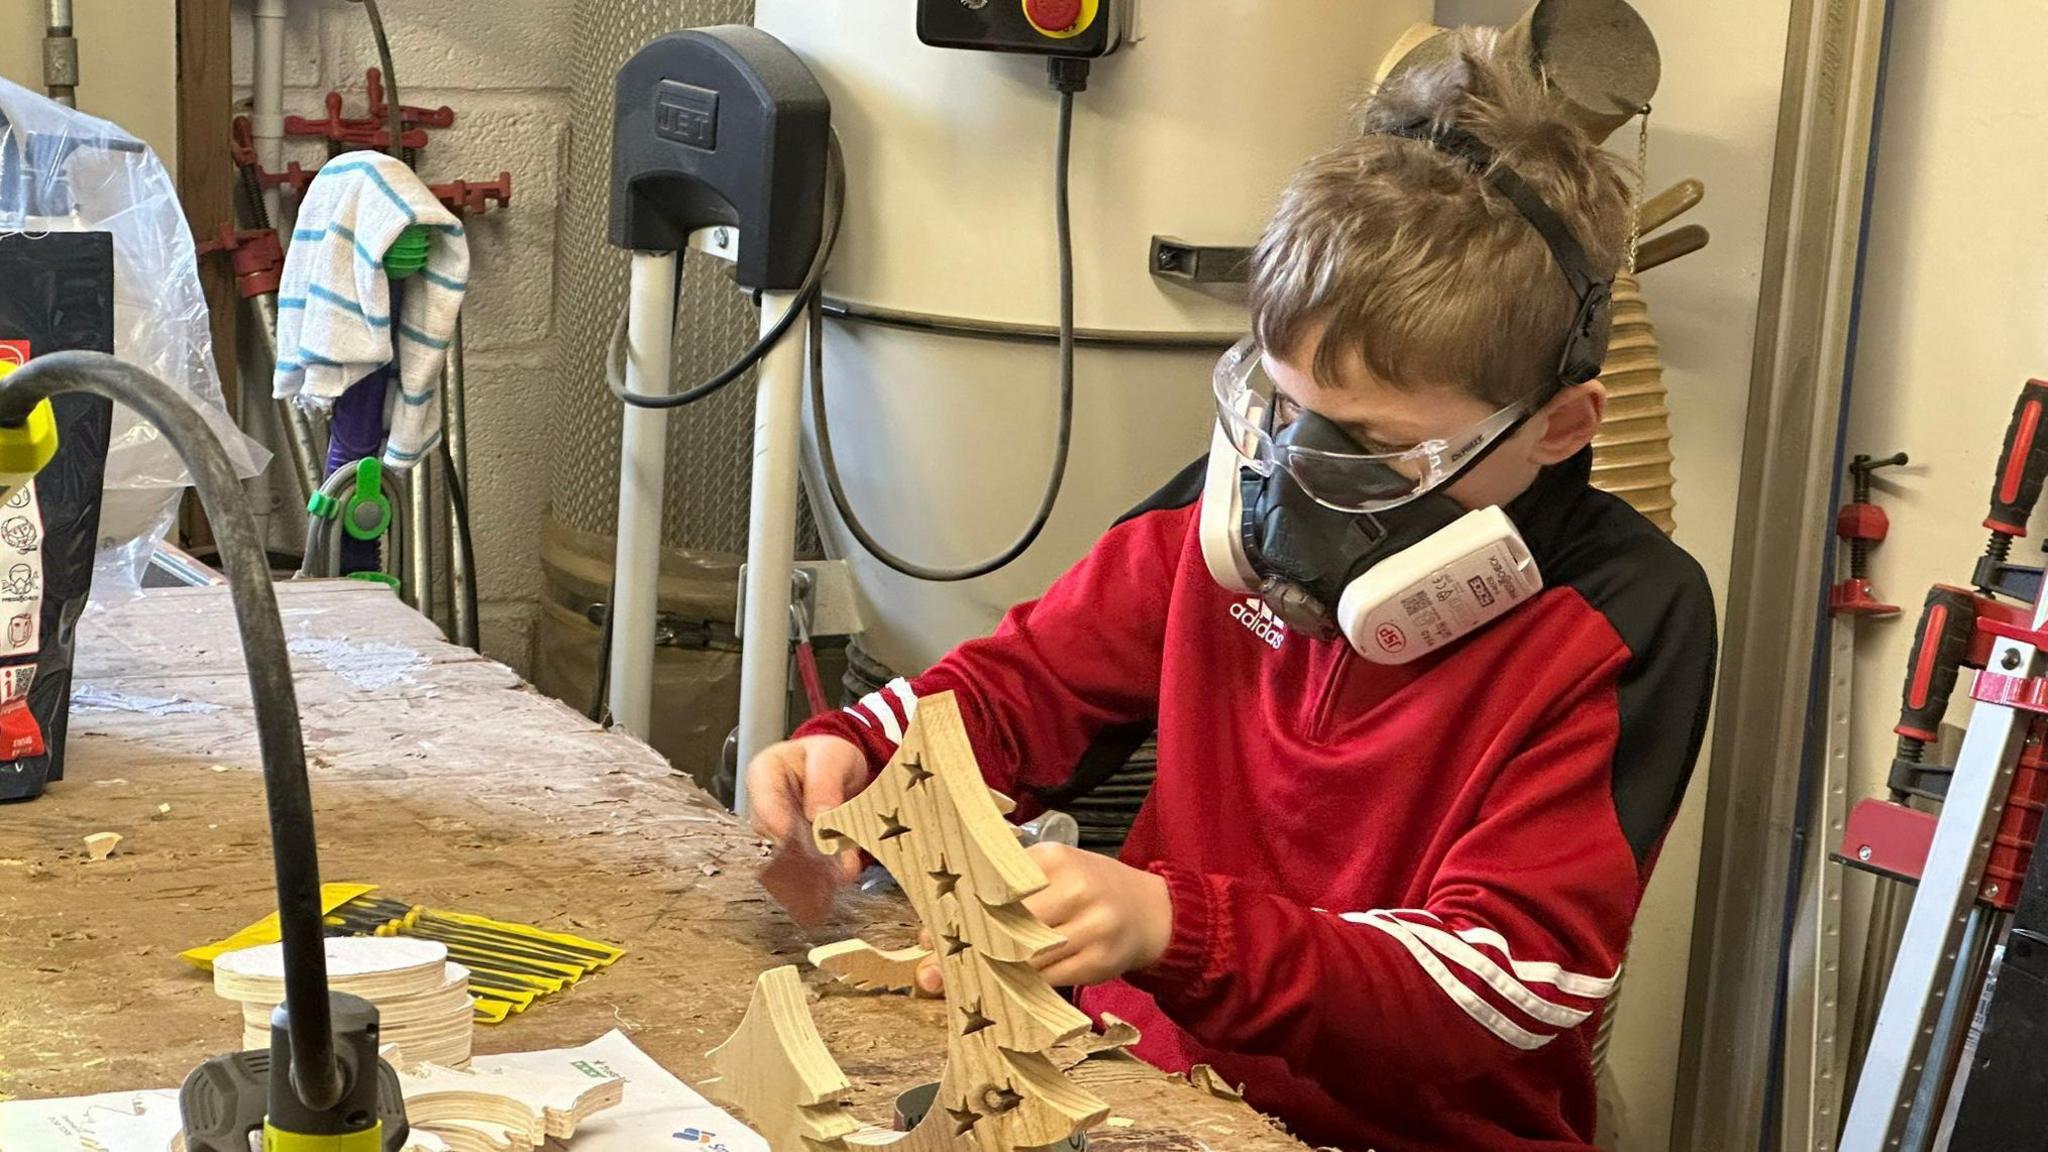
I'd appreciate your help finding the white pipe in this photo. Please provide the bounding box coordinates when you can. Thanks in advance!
[734,290,807,818]
[605,252,678,739]
[253,0,288,225]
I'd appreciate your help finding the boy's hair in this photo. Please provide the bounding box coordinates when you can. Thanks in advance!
[1249,28,1634,408]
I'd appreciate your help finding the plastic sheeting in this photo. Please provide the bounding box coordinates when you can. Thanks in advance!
[0,78,265,602]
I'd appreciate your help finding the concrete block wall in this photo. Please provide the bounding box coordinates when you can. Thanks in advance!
[230,0,576,673]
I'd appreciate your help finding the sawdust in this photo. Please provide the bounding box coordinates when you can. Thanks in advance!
[0,585,1311,1152]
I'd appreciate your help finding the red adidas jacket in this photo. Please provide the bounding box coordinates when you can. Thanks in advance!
[795,450,1717,1151]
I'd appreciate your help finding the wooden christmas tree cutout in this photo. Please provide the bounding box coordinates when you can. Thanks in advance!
[708,965,863,1151]
[809,939,939,998]
[712,691,1108,1152]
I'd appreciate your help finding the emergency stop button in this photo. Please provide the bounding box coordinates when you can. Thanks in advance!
[1024,0,1086,35]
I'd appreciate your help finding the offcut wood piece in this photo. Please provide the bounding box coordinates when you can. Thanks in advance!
[83,832,122,861]
[820,691,1108,1151]
[220,941,474,1067]
[395,1060,624,1152]
[708,965,863,1151]
[810,939,939,999]
[214,937,449,1003]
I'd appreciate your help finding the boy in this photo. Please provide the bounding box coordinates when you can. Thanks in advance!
[749,33,1716,1152]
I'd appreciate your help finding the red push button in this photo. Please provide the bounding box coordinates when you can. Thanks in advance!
[1025,0,1084,34]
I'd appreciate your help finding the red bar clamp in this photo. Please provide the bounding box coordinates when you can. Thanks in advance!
[429,172,512,216]
[1831,452,1909,616]
[1982,720,2048,911]
[197,224,285,299]
[285,90,430,151]
[365,68,454,131]
[261,162,317,200]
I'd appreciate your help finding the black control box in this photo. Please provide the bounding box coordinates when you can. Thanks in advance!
[917,0,1122,58]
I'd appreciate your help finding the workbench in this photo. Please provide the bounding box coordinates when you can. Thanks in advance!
[0,582,1306,1152]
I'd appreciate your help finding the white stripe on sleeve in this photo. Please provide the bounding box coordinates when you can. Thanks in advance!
[886,678,919,722]
[1349,912,1552,1050]
[1452,925,1621,999]
[858,691,903,743]
[1383,918,1592,1028]
[841,706,873,729]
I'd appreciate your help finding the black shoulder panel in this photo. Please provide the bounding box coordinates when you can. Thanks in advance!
[1538,481,1719,867]
[1114,455,1207,528]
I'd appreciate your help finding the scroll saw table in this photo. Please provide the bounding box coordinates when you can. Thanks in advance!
[0,581,1306,1151]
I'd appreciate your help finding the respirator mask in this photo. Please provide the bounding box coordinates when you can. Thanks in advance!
[1199,123,1613,664]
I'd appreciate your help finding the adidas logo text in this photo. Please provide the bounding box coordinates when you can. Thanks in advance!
[1230,598,1286,650]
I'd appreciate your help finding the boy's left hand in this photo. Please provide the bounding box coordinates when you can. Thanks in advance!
[916,842,1172,992]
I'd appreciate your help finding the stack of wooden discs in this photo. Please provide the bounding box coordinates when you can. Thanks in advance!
[215,937,475,1068]
[1592,272,1678,535]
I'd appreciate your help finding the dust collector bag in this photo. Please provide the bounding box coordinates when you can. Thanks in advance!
[0,231,114,802]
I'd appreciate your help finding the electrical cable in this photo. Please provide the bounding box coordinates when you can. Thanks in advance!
[603,152,843,410]
[439,435,479,641]
[805,82,1079,582]
[817,297,1236,350]
[352,0,404,162]
[3,350,342,1111]
[350,0,481,644]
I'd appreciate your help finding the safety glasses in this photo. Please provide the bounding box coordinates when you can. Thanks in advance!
[1211,336,1535,513]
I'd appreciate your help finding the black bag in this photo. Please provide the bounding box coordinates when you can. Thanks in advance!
[0,231,114,802]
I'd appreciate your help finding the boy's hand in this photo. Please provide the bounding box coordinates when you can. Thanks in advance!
[748,736,870,924]
[916,842,1172,992]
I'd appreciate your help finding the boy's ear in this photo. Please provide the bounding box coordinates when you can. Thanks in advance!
[1529,381,1607,465]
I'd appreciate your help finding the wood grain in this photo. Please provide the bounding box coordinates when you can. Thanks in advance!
[397,1060,623,1150]
[813,692,1106,1152]
[810,939,939,998]
[0,583,1309,1152]
[708,966,862,1152]
[174,0,236,554]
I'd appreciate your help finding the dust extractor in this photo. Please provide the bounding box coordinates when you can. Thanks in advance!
[600,3,1431,808]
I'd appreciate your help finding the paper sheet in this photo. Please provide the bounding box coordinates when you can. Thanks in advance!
[470,1029,767,1152]
[0,1030,767,1152]
[0,1088,183,1151]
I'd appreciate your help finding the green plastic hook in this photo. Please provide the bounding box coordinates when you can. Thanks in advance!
[385,224,433,279]
[342,457,393,542]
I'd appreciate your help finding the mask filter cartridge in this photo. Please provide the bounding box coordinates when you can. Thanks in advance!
[1336,505,1542,664]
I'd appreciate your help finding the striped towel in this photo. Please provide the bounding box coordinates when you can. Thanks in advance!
[271,150,469,471]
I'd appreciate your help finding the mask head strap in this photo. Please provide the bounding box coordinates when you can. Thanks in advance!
[1384,123,1614,392]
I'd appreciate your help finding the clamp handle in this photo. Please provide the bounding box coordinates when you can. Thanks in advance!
[342,458,393,543]
[1896,584,1980,744]
[1987,380,2048,536]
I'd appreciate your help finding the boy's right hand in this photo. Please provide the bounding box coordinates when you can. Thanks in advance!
[748,735,871,923]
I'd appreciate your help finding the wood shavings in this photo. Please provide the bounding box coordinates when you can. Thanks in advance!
[1188,1065,1244,1102]
[1051,1014,1141,1070]
[154,803,173,819]
[83,833,122,862]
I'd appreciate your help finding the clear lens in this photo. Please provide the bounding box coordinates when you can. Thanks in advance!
[1210,337,1534,513]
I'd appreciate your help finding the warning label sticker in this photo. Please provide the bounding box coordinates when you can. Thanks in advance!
[0,479,45,661]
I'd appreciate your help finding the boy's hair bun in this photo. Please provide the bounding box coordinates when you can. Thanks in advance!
[1248,26,1634,406]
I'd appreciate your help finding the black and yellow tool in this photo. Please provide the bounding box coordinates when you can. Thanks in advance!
[324,894,624,1025]
[187,883,625,1027]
